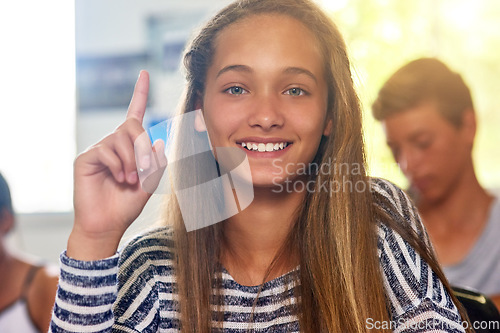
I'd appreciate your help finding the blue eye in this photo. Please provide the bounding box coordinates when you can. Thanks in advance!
[226,86,246,95]
[285,87,305,96]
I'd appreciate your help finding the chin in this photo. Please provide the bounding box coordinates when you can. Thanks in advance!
[251,176,284,188]
[418,189,447,206]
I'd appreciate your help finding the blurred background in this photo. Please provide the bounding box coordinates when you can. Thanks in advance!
[1,0,499,263]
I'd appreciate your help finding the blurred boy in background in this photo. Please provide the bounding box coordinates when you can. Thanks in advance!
[372,58,500,309]
[0,172,59,332]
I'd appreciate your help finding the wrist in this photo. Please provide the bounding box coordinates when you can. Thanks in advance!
[67,227,123,261]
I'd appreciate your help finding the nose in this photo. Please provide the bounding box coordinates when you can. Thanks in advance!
[247,95,284,131]
[397,148,418,177]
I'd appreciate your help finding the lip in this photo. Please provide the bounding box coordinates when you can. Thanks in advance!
[411,176,432,192]
[236,136,292,144]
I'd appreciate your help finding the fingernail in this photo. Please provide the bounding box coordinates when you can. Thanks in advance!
[138,70,146,80]
[141,155,151,169]
[128,171,138,184]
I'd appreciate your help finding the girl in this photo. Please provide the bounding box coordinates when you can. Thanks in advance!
[0,173,59,333]
[51,0,471,332]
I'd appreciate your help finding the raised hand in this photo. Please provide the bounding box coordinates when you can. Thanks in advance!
[68,71,165,260]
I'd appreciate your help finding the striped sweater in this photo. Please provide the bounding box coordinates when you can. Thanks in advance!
[50,179,466,332]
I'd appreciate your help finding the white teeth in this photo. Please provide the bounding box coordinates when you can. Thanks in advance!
[240,141,289,152]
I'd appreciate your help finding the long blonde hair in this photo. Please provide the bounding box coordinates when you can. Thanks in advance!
[164,0,471,332]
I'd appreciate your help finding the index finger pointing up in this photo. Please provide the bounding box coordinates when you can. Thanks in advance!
[126,70,150,122]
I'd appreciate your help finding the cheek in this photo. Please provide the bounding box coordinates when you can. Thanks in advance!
[434,134,463,159]
[296,108,328,140]
[292,114,328,161]
[202,100,244,144]
[204,116,235,144]
[428,138,466,176]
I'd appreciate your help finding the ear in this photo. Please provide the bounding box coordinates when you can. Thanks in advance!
[323,118,333,136]
[193,94,207,133]
[194,109,207,132]
[460,108,476,144]
[0,208,14,235]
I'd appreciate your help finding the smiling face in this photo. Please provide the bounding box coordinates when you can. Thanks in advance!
[382,102,475,203]
[199,14,331,187]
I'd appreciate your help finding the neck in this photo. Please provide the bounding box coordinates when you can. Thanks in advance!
[222,184,303,284]
[418,169,493,227]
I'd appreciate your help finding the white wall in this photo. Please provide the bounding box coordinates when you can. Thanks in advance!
[7,0,232,264]
[75,0,233,154]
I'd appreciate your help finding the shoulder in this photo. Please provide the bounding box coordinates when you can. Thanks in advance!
[24,261,59,300]
[119,226,175,260]
[370,178,423,267]
[370,177,417,220]
[482,194,500,239]
[31,264,59,294]
[486,190,500,226]
[370,178,431,299]
[27,264,59,331]
[370,178,429,243]
[371,180,464,329]
[369,177,432,265]
[490,194,500,221]
[113,227,177,325]
[117,226,175,284]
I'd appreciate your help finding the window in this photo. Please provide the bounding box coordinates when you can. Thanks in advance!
[0,0,75,212]
[321,0,500,189]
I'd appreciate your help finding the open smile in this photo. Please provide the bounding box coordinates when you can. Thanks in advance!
[240,141,289,152]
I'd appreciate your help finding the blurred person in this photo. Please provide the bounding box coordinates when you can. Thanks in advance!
[372,58,500,309]
[0,172,59,332]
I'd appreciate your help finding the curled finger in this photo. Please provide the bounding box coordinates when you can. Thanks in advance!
[94,144,126,183]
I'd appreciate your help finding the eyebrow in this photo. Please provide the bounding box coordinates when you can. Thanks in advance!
[216,65,252,78]
[216,65,317,83]
[408,131,432,142]
[283,67,317,83]
[386,131,431,146]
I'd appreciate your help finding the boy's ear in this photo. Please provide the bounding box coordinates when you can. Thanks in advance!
[323,118,333,136]
[461,108,476,143]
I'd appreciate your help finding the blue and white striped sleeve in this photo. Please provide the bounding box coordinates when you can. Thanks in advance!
[49,251,119,333]
[49,228,174,333]
[373,178,466,333]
